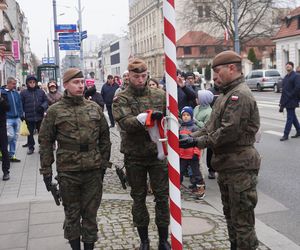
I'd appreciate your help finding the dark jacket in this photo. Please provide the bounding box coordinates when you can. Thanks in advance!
[101,82,119,105]
[84,86,104,110]
[280,71,300,109]
[178,85,197,112]
[0,91,10,124]
[20,86,48,122]
[1,88,23,119]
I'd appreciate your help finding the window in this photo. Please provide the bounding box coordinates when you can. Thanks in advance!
[265,70,280,77]
[205,6,211,18]
[298,17,300,29]
[200,46,207,53]
[198,6,203,18]
[110,42,119,53]
[111,53,120,65]
[184,47,192,55]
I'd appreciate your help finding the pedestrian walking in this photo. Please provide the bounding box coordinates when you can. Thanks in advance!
[46,80,62,106]
[179,106,204,199]
[113,58,171,250]
[39,68,111,250]
[279,61,300,141]
[0,90,10,180]
[179,50,261,250]
[101,75,119,127]
[20,75,48,155]
[2,77,23,162]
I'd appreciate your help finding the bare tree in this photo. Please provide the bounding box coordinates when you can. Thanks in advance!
[177,0,294,48]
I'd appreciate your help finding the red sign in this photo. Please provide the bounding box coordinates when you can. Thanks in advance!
[12,40,20,62]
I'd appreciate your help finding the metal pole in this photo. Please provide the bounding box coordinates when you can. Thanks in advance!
[233,0,240,54]
[53,0,61,84]
[78,0,84,72]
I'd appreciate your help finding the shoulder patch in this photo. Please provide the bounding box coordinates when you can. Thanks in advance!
[231,95,239,101]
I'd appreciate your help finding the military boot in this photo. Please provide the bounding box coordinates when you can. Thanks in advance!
[137,227,150,250]
[158,227,171,250]
[83,242,94,250]
[230,240,237,250]
[69,238,81,250]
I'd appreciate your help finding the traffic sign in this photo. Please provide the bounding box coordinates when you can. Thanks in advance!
[55,24,77,33]
[42,57,56,64]
[81,30,88,40]
[59,44,80,51]
[59,32,80,38]
[59,37,81,44]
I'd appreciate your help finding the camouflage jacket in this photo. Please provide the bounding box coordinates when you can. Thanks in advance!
[193,77,261,172]
[39,92,111,175]
[112,85,166,158]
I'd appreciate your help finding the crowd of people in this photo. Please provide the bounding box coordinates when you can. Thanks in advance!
[3,49,299,250]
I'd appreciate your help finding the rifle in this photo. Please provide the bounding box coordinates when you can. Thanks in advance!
[49,182,61,206]
[115,164,128,190]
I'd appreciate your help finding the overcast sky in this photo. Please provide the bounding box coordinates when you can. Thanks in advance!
[17,0,129,60]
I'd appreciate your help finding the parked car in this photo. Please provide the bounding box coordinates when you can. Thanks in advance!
[245,69,282,92]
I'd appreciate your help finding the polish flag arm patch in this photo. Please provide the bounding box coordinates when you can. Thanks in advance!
[231,95,239,101]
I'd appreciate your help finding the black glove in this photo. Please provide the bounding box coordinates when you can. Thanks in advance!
[151,111,164,121]
[279,106,284,113]
[179,135,197,148]
[43,175,52,191]
[37,106,44,114]
[20,116,25,121]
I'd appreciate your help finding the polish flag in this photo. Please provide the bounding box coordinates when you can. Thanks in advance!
[224,26,229,41]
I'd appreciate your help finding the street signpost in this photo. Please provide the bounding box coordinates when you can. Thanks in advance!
[59,32,80,38]
[55,24,77,33]
[59,37,81,44]
[59,44,80,51]
[81,30,87,40]
[42,57,56,64]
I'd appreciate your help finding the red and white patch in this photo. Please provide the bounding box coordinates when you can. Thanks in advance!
[231,95,239,101]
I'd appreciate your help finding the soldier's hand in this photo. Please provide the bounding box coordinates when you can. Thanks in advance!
[43,175,52,191]
[151,111,164,121]
[279,106,284,113]
[179,135,197,148]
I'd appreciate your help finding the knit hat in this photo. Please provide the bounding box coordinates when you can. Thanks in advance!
[181,106,193,117]
[128,58,147,73]
[26,75,37,84]
[212,50,241,69]
[197,90,214,106]
[63,68,84,83]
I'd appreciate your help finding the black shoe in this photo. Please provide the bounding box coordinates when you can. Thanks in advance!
[3,173,10,181]
[69,238,81,250]
[208,171,216,179]
[137,227,150,250]
[22,143,28,147]
[27,149,34,155]
[10,156,21,162]
[280,136,288,141]
[83,242,94,250]
[291,132,300,138]
[158,227,171,250]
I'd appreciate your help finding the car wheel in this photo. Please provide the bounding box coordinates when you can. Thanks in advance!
[274,84,279,93]
[257,84,262,92]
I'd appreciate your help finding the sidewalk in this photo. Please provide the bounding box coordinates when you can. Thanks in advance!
[0,129,299,250]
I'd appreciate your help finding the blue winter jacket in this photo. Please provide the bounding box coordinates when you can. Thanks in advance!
[1,88,23,119]
[101,82,119,105]
[178,85,197,112]
[20,87,48,122]
[280,71,300,109]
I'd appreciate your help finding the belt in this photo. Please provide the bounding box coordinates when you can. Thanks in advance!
[58,142,98,152]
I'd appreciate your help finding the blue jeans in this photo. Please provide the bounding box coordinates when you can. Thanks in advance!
[6,118,21,157]
[284,108,300,136]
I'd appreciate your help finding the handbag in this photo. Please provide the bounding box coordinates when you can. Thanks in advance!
[20,121,30,136]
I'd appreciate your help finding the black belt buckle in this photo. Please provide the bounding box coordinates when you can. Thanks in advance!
[80,144,89,152]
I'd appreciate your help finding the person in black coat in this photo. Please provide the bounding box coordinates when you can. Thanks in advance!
[84,81,104,111]
[20,75,48,154]
[279,61,300,141]
[101,75,119,127]
[0,90,11,180]
[177,70,197,112]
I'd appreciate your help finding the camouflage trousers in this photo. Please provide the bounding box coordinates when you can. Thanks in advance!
[57,169,103,243]
[124,155,170,227]
[218,170,259,250]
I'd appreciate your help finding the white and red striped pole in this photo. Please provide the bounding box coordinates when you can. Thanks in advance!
[163,0,182,249]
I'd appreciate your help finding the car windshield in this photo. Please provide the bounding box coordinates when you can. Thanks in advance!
[265,71,281,77]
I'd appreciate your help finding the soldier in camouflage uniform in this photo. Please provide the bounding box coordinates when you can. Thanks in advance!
[112,58,170,250]
[180,51,261,250]
[39,68,111,250]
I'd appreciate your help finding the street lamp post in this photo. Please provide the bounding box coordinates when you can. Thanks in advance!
[52,0,61,83]
[77,0,84,72]
[233,0,240,54]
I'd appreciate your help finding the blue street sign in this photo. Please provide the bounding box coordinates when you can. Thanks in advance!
[42,57,55,64]
[81,30,87,40]
[59,37,81,44]
[59,32,80,37]
[55,24,77,33]
[59,44,80,51]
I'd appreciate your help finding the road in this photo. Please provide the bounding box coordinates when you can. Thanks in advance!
[252,90,300,246]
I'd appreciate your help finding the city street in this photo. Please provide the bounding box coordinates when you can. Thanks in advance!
[0,91,300,249]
